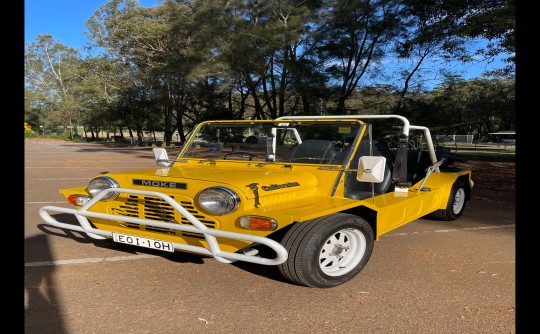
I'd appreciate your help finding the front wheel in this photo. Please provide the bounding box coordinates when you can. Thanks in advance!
[278,213,374,288]
[426,180,467,221]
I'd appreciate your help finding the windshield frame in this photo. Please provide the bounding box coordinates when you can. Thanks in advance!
[174,119,367,166]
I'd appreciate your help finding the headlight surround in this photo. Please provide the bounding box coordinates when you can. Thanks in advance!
[87,176,120,201]
[196,187,240,215]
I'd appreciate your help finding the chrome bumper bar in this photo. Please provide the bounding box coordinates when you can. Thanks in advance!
[39,188,288,266]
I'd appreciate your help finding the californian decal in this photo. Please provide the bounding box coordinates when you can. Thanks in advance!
[133,179,187,189]
[261,182,300,191]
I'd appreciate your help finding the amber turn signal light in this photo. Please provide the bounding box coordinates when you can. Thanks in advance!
[238,216,277,231]
[67,195,91,206]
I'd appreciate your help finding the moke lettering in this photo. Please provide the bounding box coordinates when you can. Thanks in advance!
[133,179,187,189]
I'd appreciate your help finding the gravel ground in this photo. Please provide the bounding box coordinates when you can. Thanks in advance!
[24,138,517,334]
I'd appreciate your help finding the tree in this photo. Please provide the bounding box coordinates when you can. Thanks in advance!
[389,0,476,112]
[25,35,84,139]
[456,0,515,77]
[74,55,130,139]
[25,0,515,142]
[86,0,190,142]
[423,78,515,139]
[315,0,405,113]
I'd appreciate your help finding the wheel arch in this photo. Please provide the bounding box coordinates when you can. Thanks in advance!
[457,174,473,202]
[340,206,378,240]
[266,205,378,244]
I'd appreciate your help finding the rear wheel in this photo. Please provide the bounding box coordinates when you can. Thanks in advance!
[278,213,374,288]
[426,180,467,221]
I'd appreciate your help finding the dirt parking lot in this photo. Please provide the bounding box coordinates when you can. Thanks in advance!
[24,139,516,333]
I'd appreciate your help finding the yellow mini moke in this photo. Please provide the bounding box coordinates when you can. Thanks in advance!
[40,115,473,288]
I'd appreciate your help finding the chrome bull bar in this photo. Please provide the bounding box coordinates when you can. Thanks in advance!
[39,188,288,266]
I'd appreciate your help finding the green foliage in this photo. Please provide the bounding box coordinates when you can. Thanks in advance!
[25,34,84,140]
[24,130,72,141]
[343,77,515,141]
[24,0,515,142]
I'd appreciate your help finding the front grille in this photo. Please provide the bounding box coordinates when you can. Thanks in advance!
[110,194,217,239]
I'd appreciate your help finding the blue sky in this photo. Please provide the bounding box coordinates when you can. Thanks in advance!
[25,0,159,49]
[25,0,508,86]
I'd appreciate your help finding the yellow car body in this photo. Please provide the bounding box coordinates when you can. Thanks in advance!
[40,115,473,288]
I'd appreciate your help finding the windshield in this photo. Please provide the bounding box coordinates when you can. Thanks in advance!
[179,120,364,165]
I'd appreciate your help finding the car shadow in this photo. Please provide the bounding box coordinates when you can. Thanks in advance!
[231,260,296,286]
[37,213,301,284]
[37,213,205,264]
[228,245,300,286]
[25,234,68,333]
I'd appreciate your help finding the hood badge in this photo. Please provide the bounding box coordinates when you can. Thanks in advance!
[261,182,300,191]
[246,183,261,208]
[246,182,301,208]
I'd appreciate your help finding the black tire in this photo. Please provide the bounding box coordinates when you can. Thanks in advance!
[426,180,467,221]
[278,213,374,288]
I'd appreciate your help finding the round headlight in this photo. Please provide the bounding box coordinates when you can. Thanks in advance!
[87,176,120,201]
[196,187,240,215]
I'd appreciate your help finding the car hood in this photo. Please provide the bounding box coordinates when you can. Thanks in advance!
[108,164,322,199]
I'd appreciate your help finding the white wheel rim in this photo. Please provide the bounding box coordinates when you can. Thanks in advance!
[318,228,366,276]
[452,188,466,214]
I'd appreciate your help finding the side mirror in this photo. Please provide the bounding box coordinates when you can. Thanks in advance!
[356,156,386,183]
[152,148,171,167]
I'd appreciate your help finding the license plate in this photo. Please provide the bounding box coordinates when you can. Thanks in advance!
[112,233,174,253]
